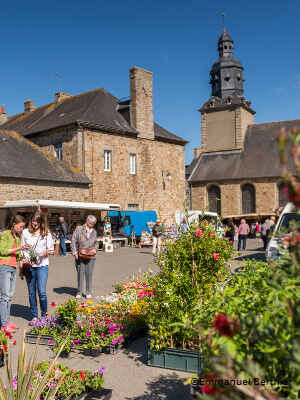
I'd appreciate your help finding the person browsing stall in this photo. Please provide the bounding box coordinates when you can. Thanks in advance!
[21,210,54,321]
[70,215,99,300]
[152,219,163,254]
[0,215,27,333]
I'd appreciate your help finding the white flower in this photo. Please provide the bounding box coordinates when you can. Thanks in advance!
[163,303,169,307]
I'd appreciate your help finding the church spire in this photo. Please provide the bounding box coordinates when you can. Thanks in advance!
[209,27,244,99]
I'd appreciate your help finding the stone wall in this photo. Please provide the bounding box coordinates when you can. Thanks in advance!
[29,128,186,224]
[191,177,284,216]
[0,177,89,206]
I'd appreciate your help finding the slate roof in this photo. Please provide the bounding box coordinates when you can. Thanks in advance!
[189,120,300,182]
[0,130,91,184]
[185,157,198,176]
[1,88,187,145]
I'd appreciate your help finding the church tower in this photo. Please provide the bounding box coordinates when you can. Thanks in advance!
[200,27,255,152]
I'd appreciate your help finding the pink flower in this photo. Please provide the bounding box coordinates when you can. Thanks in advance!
[109,329,115,335]
[48,339,52,344]
[213,253,219,261]
[101,333,106,338]
[229,241,232,244]
[210,232,214,237]
[87,329,91,338]
[196,229,202,237]
[118,336,123,342]
[112,339,117,345]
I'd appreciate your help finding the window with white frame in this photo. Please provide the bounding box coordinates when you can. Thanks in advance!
[130,153,136,174]
[128,204,139,211]
[54,143,62,160]
[104,150,111,171]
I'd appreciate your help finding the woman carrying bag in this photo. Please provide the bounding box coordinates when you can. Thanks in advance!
[21,210,54,321]
[71,215,99,300]
[0,215,27,333]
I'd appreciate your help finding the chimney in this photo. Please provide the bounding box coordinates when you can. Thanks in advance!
[24,99,35,114]
[130,67,154,140]
[55,92,73,102]
[0,104,8,125]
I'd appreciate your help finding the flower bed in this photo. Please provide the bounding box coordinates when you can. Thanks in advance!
[27,273,152,356]
[3,361,107,399]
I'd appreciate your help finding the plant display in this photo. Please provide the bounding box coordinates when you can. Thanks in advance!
[147,220,233,350]
[0,330,9,357]
[183,127,300,399]
[28,315,59,336]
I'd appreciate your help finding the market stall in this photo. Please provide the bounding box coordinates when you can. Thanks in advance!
[0,199,127,248]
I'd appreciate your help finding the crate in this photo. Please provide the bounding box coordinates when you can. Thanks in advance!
[86,388,112,400]
[0,352,6,367]
[25,332,55,345]
[148,346,203,373]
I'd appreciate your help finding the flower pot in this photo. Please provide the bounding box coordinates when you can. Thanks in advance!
[147,346,204,373]
[91,388,112,399]
[90,348,101,357]
[60,350,70,358]
[83,348,91,356]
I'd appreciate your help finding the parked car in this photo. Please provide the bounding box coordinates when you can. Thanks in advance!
[267,203,300,260]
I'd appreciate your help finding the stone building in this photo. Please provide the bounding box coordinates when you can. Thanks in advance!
[0,67,187,223]
[0,129,91,206]
[187,28,297,218]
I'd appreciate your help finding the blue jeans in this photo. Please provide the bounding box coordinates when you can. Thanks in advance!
[59,236,66,256]
[0,264,17,327]
[238,234,247,251]
[25,265,48,319]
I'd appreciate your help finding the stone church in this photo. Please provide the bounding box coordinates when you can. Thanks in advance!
[187,28,298,218]
[0,67,187,223]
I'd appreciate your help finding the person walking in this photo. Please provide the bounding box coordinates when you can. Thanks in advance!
[0,215,27,333]
[58,216,68,257]
[152,219,163,254]
[269,216,276,234]
[237,219,250,251]
[21,210,54,321]
[261,219,271,251]
[70,215,99,300]
[225,218,235,244]
[179,217,190,233]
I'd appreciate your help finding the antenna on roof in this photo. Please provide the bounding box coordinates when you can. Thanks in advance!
[54,72,62,92]
[222,12,226,29]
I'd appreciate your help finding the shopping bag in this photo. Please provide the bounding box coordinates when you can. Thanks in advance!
[53,243,60,257]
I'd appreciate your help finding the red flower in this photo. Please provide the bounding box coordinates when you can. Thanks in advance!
[3,345,7,352]
[51,302,56,307]
[5,332,13,339]
[213,253,219,261]
[203,385,217,395]
[212,313,239,338]
[210,232,214,237]
[196,229,202,237]
[13,341,17,346]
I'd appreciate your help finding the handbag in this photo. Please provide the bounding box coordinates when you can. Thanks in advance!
[78,229,94,260]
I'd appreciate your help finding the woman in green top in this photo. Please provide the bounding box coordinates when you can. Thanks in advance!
[0,215,27,334]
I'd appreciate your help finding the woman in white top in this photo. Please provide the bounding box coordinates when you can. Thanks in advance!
[21,210,54,320]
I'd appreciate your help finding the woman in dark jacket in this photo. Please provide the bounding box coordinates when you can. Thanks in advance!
[225,218,235,244]
[70,215,99,300]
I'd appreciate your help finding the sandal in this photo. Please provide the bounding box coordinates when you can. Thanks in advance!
[76,294,82,299]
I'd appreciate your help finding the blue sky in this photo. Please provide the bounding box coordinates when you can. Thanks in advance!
[1,0,300,164]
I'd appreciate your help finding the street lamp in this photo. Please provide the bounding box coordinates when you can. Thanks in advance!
[142,171,172,210]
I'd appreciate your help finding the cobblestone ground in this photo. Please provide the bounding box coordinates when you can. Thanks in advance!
[0,239,265,399]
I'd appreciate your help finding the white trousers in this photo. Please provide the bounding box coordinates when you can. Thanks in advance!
[152,236,161,253]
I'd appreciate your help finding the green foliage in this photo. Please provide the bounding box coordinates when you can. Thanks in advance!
[147,220,233,349]
[55,298,78,330]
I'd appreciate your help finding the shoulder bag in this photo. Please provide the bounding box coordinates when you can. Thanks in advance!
[78,229,94,260]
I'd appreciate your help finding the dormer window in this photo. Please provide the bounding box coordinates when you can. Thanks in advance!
[224,76,230,81]
[237,76,241,82]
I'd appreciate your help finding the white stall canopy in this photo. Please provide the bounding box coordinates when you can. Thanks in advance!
[0,200,120,211]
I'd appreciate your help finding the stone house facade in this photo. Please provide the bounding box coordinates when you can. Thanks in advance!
[187,28,296,219]
[0,67,187,223]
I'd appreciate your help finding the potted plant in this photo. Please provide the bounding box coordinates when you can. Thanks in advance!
[53,333,73,358]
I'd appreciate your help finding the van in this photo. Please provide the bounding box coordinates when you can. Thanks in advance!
[106,210,157,240]
[267,203,300,260]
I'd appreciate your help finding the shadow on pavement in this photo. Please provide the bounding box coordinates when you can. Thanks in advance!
[53,286,77,296]
[124,373,190,400]
[234,252,266,262]
[123,338,190,399]
[10,304,32,320]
